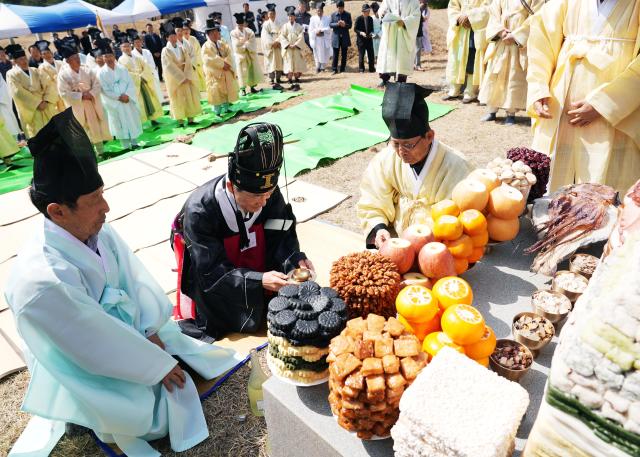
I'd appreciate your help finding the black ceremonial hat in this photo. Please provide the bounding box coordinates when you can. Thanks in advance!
[234,12,246,24]
[205,18,220,32]
[266,3,277,11]
[59,44,78,59]
[371,2,380,12]
[34,40,51,52]
[90,48,103,58]
[171,17,185,28]
[362,3,371,12]
[162,21,176,36]
[382,83,434,139]
[5,44,25,59]
[209,11,222,20]
[29,108,104,201]
[285,6,296,15]
[229,122,284,194]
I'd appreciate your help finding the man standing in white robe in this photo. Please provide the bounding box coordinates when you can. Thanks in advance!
[0,72,21,141]
[376,0,421,87]
[98,45,143,150]
[281,7,307,90]
[309,2,333,72]
[5,109,242,457]
[132,35,164,103]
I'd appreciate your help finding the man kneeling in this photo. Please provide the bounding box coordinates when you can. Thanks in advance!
[357,83,473,248]
[6,109,241,456]
[173,122,312,340]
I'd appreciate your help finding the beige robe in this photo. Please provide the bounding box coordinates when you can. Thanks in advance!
[57,64,112,144]
[446,0,491,86]
[118,53,163,122]
[230,28,264,88]
[478,0,545,111]
[280,21,307,74]
[261,19,284,73]
[6,67,58,139]
[0,116,19,159]
[185,35,207,92]
[201,39,239,106]
[161,44,202,120]
[357,140,474,237]
[38,60,66,112]
[527,0,640,194]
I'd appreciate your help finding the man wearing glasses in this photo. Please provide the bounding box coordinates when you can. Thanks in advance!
[357,82,473,248]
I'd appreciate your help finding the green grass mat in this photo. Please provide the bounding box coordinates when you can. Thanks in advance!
[0,89,300,196]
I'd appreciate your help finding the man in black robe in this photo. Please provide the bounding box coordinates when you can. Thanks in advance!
[172,123,313,340]
[330,0,352,74]
[295,1,312,49]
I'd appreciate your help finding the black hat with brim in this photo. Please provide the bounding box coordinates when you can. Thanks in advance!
[90,48,103,58]
[35,40,51,52]
[382,83,435,139]
[285,6,296,15]
[205,18,220,32]
[362,4,371,12]
[209,11,223,20]
[171,17,185,29]
[59,45,78,60]
[5,44,25,60]
[162,21,176,36]
[29,108,104,202]
[234,12,246,24]
[266,3,277,11]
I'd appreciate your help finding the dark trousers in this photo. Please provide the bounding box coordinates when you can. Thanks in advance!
[358,41,375,71]
[332,44,349,71]
[380,73,407,83]
[153,54,163,81]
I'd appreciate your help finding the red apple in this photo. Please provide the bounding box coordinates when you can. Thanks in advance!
[401,224,436,255]
[379,238,415,274]
[418,242,457,279]
[401,272,432,289]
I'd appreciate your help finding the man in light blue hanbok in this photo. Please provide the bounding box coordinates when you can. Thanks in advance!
[5,109,243,457]
[97,44,143,150]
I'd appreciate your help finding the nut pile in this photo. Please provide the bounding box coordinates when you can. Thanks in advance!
[533,290,572,315]
[330,251,401,319]
[328,314,428,439]
[491,343,532,371]
[486,157,537,199]
[514,315,554,342]
[554,272,588,293]
[571,254,598,277]
[506,147,551,202]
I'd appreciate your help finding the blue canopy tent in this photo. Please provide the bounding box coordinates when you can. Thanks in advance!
[113,0,208,22]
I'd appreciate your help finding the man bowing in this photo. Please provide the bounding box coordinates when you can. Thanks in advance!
[5,109,242,457]
[357,83,473,248]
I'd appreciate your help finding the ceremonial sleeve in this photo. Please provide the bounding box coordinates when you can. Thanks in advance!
[16,283,177,386]
[98,71,120,100]
[468,0,490,32]
[485,0,505,41]
[202,44,224,72]
[261,24,275,55]
[88,70,101,98]
[280,24,292,48]
[246,30,258,52]
[292,25,306,48]
[8,73,40,115]
[57,71,81,101]
[526,0,567,114]
[511,0,546,47]
[448,0,463,27]
[38,69,59,105]
[401,0,421,38]
[161,49,186,84]
[357,151,397,239]
[309,18,317,48]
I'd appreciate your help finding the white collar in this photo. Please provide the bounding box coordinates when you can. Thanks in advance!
[44,218,102,258]
[403,139,439,196]
[214,176,262,233]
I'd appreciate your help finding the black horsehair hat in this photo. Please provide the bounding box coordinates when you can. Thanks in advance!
[34,40,51,52]
[234,13,246,24]
[382,83,436,140]
[29,108,103,201]
[205,18,220,33]
[266,3,277,12]
[285,6,296,15]
[362,3,371,11]
[5,44,25,59]
[162,21,176,36]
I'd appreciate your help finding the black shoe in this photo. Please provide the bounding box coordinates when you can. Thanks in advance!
[441,94,461,101]
[377,80,387,88]
[241,89,247,96]
[504,115,516,126]
[293,84,301,91]
[359,69,365,73]
[272,83,284,91]
[340,67,346,72]
[481,113,497,122]
[250,87,259,94]
[369,69,376,73]
[331,69,338,75]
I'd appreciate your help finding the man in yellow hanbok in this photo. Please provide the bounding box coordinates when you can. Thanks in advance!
[478,0,544,125]
[0,116,19,164]
[6,46,58,139]
[118,40,163,125]
[262,4,285,90]
[161,21,202,127]
[230,12,264,96]
[202,19,239,115]
[280,6,307,91]
[357,83,473,248]
[38,45,65,112]
[183,22,207,92]
[527,0,640,194]
[443,0,490,103]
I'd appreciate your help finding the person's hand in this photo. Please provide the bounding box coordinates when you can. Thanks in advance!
[374,229,391,249]
[118,94,129,103]
[500,29,510,39]
[360,31,367,37]
[299,258,315,272]
[457,14,468,26]
[262,271,288,292]
[397,19,405,28]
[568,100,602,127]
[81,92,93,101]
[223,62,231,71]
[462,18,471,28]
[502,33,516,45]
[37,101,48,111]
[534,97,552,119]
[148,333,165,351]
[162,364,186,392]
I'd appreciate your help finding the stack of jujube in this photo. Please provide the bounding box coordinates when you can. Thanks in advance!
[327,314,428,439]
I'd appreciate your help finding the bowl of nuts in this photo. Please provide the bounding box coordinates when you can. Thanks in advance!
[512,312,555,353]
[489,339,533,382]
[569,253,599,280]
[552,271,589,303]
[531,290,572,324]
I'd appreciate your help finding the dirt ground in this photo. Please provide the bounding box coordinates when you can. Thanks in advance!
[0,4,532,457]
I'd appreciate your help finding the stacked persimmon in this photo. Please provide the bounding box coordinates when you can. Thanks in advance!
[394,277,496,368]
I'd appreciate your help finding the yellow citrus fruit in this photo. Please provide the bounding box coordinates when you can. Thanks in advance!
[422,331,465,360]
[431,199,460,221]
[433,215,464,241]
[470,231,489,247]
[395,285,439,324]
[474,357,490,367]
[432,276,474,310]
[463,326,497,359]
[398,313,441,341]
[458,209,488,236]
[445,234,474,259]
[441,304,486,345]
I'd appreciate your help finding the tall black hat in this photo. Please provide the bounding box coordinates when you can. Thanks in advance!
[382,83,434,139]
[59,45,78,60]
[285,6,296,15]
[162,21,176,36]
[5,44,25,60]
[90,48,103,58]
[87,26,101,39]
[97,40,114,55]
[266,3,277,11]
[209,11,223,20]
[205,18,220,33]
[34,40,51,52]
[29,108,104,202]
[234,13,246,24]
[171,17,185,29]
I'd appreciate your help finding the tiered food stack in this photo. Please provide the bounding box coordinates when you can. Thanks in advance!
[391,347,530,457]
[505,147,551,202]
[267,281,348,384]
[327,314,428,439]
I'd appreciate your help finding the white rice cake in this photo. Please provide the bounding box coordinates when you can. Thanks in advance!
[392,347,529,457]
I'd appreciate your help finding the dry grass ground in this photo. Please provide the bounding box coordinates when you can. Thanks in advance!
[0,4,531,456]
